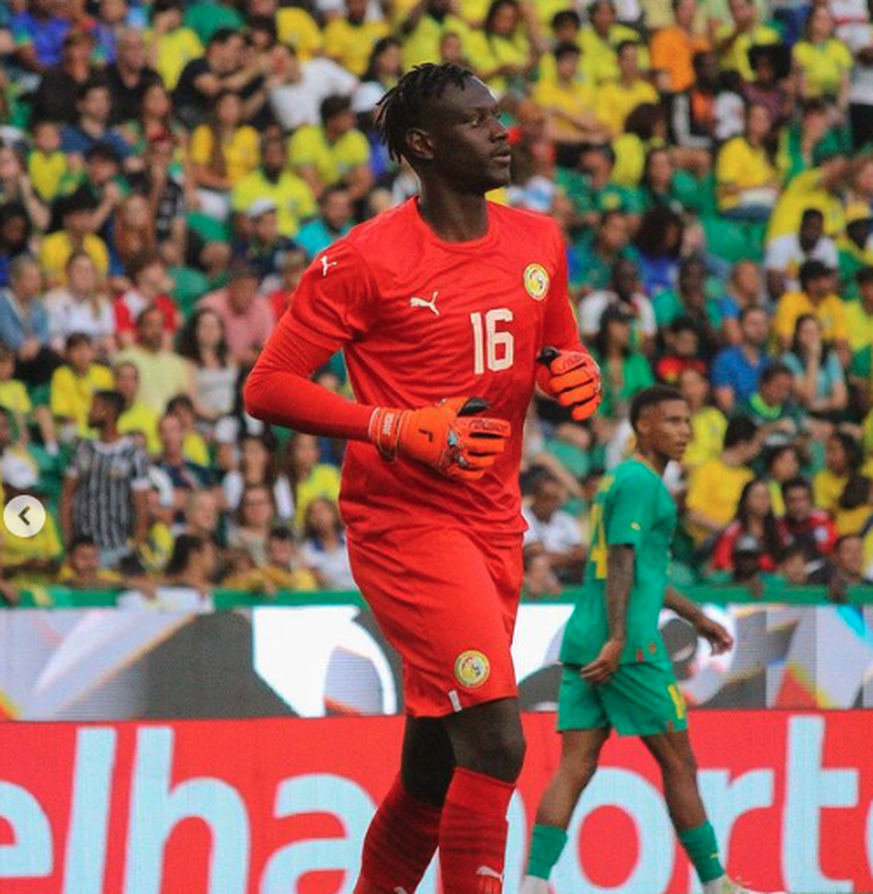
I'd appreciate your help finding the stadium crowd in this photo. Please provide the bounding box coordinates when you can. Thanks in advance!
[0,0,873,605]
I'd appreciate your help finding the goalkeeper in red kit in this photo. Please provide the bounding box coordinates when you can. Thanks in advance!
[245,63,601,894]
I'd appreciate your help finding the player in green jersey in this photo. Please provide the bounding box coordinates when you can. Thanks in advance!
[520,385,783,894]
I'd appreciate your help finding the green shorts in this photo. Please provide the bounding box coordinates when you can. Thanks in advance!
[557,661,688,737]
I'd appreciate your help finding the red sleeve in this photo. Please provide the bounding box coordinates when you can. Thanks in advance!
[541,231,584,356]
[243,241,378,441]
[711,524,738,570]
[285,239,378,350]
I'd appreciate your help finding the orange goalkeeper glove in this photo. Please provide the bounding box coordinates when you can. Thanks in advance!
[369,397,512,480]
[537,346,602,421]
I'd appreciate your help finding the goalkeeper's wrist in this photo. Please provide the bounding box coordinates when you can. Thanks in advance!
[368,406,406,460]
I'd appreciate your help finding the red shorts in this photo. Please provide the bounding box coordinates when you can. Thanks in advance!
[348,525,524,717]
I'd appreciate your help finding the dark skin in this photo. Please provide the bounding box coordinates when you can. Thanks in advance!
[531,398,736,848]
[405,78,512,243]
[385,76,523,801]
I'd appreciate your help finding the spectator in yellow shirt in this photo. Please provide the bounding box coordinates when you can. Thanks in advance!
[773,259,850,363]
[399,0,470,70]
[578,0,649,86]
[793,6,853,109]
[50,333,114,438]
[323,0,390,77]
[716,0,781,82]
[288,95,373,202]
[231,134,316,239]
[715,102,779,219]
[685,416,760,545]
[38,190,110,288]
[190,90,260,220]
[27,120,68,205]
[149,0,204,91]
[115,359,161,454]
[595,41,659,136]
[463,0,541,96]
[531,43,608,150]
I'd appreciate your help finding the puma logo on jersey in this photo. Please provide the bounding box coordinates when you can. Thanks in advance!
[320,255,337,277]
[410,291,440,316]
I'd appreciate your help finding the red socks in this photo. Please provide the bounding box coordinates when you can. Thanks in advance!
[439,768,515,894]
[355,776,443,894]
[355,769,516,894]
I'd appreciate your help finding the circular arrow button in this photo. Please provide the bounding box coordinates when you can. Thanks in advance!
[4,495,47,538]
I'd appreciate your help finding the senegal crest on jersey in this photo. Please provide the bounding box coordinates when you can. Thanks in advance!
[454,650,491,689]
[523,263,550,301]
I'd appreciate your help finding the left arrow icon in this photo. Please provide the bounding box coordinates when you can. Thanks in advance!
[18,506,30,525]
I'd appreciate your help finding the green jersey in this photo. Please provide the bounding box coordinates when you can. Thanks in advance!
[560,459,677,667]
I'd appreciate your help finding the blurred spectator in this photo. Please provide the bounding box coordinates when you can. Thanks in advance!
[765,208,839,302]
[223,431,293,520]
[229,482,277,565]
[106,27,162,125]
[115,359,160,454]
[11,0,71,74]
[60,389,151,568]
[655,316,708,384]
[30,30,97,124]
[778,475,838,566]
[57,535,123,588]
[591,302,653,424]
[149,0,204,92]
[233,200,298,281]
[296,186,355,259]
[288,94,373,203]
[199,262,274,366]
[115,304,193,415]
[120,533,216,610]
[323,0,389,77]
[715,0,780,83]
[176,308,239,424]
[711,305,770,413]
[792,6,852,111]
[580,258,656,354]
[634,205,684,296]
[711,477,782,573]
[521,472,585,583]
[61,76,133,163]
[715,102,779,221]
[49,333,115,440]
[522,547,563,599]
[44,252,116,357]
[829,534,873,594]
[0,255,63,387]
[813,430,862,516]
[223,526,317,593]
[595,41,659,135]
[155,412,215,526]
[39,189,109,288]
[737,361,800,451]
[781,314,848,426]
[300,496,355,590]
[678,365,727,471]
[573,210,636,295]
[185,490,224,547]
[166,394,210,466]
[763,442,802,516]
[653,257,722,359]
[268,43,358,133]
[650,0,710,95]
[282,432,341,533]
[773,259,849,364]
[718,260,764,345]
[190,90,260,220]
[685,416,759,545]
[231,133,316,239]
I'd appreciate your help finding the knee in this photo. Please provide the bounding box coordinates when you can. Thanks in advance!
[467,727,527,782]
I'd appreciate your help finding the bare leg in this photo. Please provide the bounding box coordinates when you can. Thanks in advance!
[401,714,455,805]
[533,727,610,829]
[442,696,526,781]
[642,729,707,831]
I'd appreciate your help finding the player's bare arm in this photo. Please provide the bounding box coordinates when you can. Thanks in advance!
[580,543,633,684]
[665,587,735,655]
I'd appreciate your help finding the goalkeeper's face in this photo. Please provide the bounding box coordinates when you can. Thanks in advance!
[422,79,512,193]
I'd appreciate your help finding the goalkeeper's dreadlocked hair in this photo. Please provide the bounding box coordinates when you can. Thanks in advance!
[377,63,474,164]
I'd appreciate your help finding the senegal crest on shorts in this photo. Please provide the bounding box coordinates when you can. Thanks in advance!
[523,263,549,301]
[455,650,491,688]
